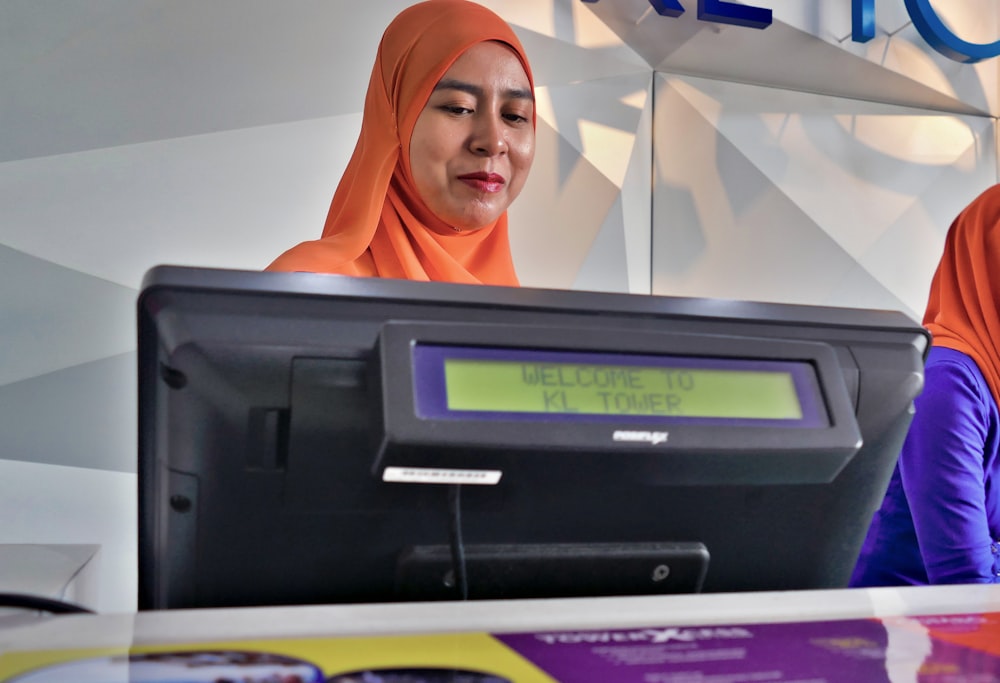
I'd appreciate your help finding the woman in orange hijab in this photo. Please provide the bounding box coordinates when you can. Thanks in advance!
[266,0,535,285]
[851,184,1000,586]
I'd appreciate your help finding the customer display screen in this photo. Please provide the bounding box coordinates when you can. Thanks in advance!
[411,345,828,428]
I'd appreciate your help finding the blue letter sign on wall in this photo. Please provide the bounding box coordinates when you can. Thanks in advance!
[698,0,771,30]
[903,0,1000,63]
[647,0,684,18]
[581,0,1000,63]
[580,0,772,30]
[853,0,876,42]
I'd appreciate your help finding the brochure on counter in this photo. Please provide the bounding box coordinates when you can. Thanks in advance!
[2,611,999,682]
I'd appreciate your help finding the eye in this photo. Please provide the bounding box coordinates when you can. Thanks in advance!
[502,105,533,124]
[440,105,474,116]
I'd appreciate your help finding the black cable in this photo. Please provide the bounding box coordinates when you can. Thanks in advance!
[447,484,469,600]
[0,592,95,614]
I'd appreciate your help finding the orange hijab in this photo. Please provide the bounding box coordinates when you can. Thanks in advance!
[923,184,1000,405]
[266,0,534,285]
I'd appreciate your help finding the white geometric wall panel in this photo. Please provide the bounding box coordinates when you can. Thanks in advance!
[652,73,997,319]
[513,71,653,292]
[0,459,136,615]
[0,116,361,287]
[583,0,999,116]
[0,247,135,389]
[3,0,1000,614]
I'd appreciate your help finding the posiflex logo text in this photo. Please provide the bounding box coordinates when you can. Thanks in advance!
[612,430,669,445]
[581,0,1000,64]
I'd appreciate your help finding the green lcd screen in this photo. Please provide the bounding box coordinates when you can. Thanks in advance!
[442,358,803,420]
[411,345,827,427]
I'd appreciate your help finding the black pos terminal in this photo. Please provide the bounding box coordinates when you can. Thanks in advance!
[137,266,927,609]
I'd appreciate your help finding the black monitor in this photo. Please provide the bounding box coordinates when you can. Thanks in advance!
[137,265,928,610]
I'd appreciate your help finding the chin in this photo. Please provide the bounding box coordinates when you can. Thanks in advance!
[440,215,494,232]
[453,208,507,231]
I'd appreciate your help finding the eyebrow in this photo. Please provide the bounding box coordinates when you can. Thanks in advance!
[433,78,534,102]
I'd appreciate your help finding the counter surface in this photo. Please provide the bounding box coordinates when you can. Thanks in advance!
[2,585,999,682]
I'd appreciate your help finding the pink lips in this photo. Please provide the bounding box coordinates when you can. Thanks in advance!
[458,172,506,193]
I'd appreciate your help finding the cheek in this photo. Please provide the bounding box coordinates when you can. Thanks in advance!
[411,131,458,183]
[410,115,441,162]
[409,140,447,202]
[509,134,536,177]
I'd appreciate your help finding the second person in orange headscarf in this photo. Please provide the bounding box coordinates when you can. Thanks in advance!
[266,0,536,286]
[851,184,1000,586]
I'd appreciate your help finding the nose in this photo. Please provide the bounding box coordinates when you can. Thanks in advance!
[470,112,507,156]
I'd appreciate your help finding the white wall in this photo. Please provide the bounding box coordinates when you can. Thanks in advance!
[1,0,998,613]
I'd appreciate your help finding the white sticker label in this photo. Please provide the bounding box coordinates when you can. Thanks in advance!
[382,467,503,485]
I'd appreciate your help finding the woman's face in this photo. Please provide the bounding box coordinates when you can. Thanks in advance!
[409,41,535,232]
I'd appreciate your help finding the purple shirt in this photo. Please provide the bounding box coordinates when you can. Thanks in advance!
[851,346,1000,586]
